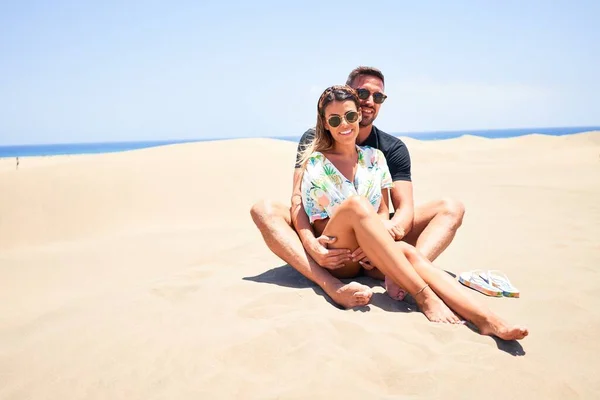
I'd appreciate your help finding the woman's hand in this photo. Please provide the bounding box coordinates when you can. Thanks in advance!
[351,247,376,270]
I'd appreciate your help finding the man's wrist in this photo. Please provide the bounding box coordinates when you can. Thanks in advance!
[390,218,410,236]
[297,228,317,247]
[398,221,412,236]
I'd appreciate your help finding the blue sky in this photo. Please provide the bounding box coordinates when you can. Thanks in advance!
[1,0,598,145]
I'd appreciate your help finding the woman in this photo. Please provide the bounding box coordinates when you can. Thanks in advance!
[298,85,528,341]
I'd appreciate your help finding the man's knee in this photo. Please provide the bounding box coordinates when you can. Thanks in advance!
[439,198,465,229]
[250,199,291,230]
[250,199,276,226]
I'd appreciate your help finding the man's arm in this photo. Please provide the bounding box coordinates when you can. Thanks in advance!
[389,180,414,237]
[378,188,391,220]
[384,142,415,239]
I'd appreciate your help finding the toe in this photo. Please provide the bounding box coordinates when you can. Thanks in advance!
[520,327,529,339]
[443,312,458,324]
[353,291,371,306]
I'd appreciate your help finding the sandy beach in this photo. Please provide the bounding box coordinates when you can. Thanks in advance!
[1,132,599,399]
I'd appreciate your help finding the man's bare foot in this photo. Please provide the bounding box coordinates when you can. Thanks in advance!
[415,287,463,324]
[385,275,407,301]
[476,314,529,341]
[329,281,372,309]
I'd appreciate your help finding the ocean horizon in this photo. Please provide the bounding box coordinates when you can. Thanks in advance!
[1,126,598,158]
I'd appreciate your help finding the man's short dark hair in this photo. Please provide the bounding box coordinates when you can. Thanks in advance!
[346,66,385,88]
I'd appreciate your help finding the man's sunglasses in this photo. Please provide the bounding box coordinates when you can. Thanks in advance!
[357,88,387,104]
[327,110,359,128]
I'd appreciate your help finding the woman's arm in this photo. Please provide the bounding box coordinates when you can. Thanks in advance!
[291,167,316,246]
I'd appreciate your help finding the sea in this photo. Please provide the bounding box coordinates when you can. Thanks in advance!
[1,126,598,158]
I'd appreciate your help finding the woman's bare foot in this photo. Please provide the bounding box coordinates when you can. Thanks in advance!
[476,314,529,341]
[415,287,463,324]
[385,275,407,301]
[329,281,372,309]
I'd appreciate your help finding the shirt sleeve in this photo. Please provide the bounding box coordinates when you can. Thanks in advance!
[300,154,331,223]
[385,142,412,182]
[375,149,394,189]
[295,128,316,168]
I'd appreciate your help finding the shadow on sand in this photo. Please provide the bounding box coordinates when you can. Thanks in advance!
[243,264,526,356]
[243,264,417,314]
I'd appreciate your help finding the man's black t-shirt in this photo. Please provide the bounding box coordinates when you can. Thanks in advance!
[294,126,412,182]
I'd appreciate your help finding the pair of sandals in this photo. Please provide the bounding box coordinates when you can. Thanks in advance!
[458,270,520,298]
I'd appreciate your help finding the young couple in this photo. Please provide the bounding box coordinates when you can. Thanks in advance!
[250,67,528,341]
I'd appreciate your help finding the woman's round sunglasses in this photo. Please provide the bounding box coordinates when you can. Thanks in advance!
[327,110,359,128]
[357,88,387,104]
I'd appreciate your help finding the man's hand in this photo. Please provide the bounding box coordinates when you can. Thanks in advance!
[383,220,406,241]
[305,235,351,270]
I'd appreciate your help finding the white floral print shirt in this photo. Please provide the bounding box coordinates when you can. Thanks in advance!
[301,145,393,223]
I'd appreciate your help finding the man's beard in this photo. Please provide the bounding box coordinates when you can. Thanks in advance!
[360,106,376,126]
[359,115,374,127]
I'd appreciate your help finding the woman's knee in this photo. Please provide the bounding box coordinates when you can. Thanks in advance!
[340,196,375,218]
[397,241,419,260]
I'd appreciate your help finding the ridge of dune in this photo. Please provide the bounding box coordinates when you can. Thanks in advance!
[486,131,600,147]
[557,130,600,144]
[397,130,600,155]
[399,130,600,143]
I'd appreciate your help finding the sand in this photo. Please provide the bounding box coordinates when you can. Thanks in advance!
[1,132,599,399]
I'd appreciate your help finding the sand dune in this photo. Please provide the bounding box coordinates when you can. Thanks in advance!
[1,132,600,399]
[0,139,295,249]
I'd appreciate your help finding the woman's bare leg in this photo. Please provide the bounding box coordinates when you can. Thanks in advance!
[322,196,461,323]
[395,241,529,340]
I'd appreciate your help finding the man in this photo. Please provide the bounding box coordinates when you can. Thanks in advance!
[250,66,465,309]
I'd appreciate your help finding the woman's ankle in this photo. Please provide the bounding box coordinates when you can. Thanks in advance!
[413,285,436,305]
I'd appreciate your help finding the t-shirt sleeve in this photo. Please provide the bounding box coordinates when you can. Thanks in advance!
[375,149,394,189]
[295,128,316,168]
[386,142,412,182]
[300,154,330,223]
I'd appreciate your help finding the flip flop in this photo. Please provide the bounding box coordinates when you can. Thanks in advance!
[483,270,520,298]
[458,270,503,297]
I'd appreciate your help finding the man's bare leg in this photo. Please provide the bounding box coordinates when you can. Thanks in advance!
[402,198,465,262]
[250,199,372,308]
